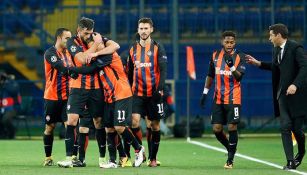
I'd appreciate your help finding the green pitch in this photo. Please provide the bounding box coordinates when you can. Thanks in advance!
[0,137,306,175]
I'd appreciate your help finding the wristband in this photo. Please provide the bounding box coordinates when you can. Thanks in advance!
[203,88,209,94]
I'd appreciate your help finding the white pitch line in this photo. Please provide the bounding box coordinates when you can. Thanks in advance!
[187,138,307,175]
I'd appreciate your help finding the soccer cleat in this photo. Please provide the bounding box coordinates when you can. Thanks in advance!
[148,159,157,167]
[118,156,128,167]
[100,160,118,169]
[124,158,133,167]
[134,146,145,167]
[72,157,86,167]
[99,157,108,168]
[57,157,73,168]
[224,160,233,169]
[43,157,54,166]
[147,160,161,166]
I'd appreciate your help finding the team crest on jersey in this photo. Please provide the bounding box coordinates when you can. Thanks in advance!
[67,105,71,110]
[70,46,77,53]
[147,50,152,57]
[51,56,57,62]
[46,115,50,122]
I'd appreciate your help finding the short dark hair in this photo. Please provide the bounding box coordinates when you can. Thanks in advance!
[78,17,95,30]
[222,31,236,39]
[138,17,153,27]
[54,28,70,40]
[269,23,288,38]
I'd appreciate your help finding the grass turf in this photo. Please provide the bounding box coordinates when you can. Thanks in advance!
[0,137,306,175]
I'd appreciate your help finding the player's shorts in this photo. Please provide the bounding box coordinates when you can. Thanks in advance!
[211,103,241,125]
[132,95,164,121]
[104,97,132,128]
[67,88,104,118]
[79,108,95,129]
[44,99,67,124]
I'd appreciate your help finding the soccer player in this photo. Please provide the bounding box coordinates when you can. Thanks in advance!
[70,35,145,168]
[57,17,117,168]
[127,17,167,167]
[42,28,76,166]
[199,31,246,169]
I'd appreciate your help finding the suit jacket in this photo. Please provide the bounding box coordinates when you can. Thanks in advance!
[259,39,307,118]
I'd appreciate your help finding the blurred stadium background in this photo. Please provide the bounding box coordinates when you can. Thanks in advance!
[0,0,307,138]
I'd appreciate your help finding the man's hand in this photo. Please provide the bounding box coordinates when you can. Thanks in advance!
[84,52,97,64]
[224,54,234,67]
[286,84,297,95]
[200,94,207,108]
[92,32,102,43]
[245,55,261,67]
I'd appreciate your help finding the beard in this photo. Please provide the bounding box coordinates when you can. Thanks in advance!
[140,34,149,41]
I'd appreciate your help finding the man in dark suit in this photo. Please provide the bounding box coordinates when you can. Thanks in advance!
[246,23,307,170]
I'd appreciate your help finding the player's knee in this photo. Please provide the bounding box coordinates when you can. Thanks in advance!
[93,119,102,129]
[213,125,223,133]
[131,118,140,128]
[44,124,55,135]
[67,114,79,126]
[106,127,116,133]
[114,126,125,134]
[151,120,160,131]
[228,124,237,131]
[79,127,89,133]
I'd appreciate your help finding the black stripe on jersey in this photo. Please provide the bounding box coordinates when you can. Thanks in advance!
[220,52,227,103]
[110,66,119,80]
[140,46,147,96]
[133,44,139,95]
[228,53,237,104]
[149,42,156,94]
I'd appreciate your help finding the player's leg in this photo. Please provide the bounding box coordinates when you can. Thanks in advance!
[212,104,229,151]
[116,134,128,167]
[88,89,107,167]
[114,97,145,167]
[224,104,240,169]
[145,117,152,160]
[43,99,62,166]
[43,123,56,166]
[57,88,86,168]
[147,97,164,167]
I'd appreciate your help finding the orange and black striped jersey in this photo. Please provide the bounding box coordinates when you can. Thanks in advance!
[43,46,73,100]
[66,36,100,89]
[207,49,246,105]
[99,52,132,103]
[128,40,167,97]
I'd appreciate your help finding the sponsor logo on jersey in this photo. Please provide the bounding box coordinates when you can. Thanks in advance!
[135,61,152,68]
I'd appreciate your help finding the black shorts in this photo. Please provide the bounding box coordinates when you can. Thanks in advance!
[67,88,104,118]
[44,99,67,124]
[132,95,164,121]
[104,97,132,128]
[211,103,241,125]
[79,108,95,128]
